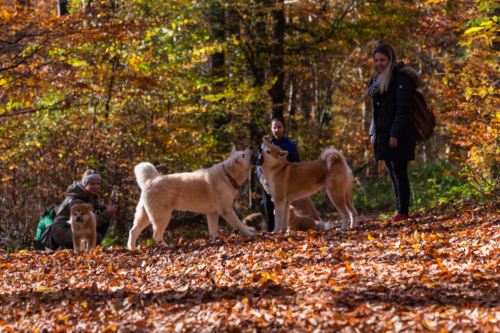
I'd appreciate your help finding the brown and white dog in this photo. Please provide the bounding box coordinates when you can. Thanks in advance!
[256,137,358,233]
[288,207,333,231]
[259,167,322,220]
[68,203,97,252]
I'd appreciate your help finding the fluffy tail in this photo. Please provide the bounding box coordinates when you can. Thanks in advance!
[324,221,335,230]
[134,162,161,190]
[320,148,344,170]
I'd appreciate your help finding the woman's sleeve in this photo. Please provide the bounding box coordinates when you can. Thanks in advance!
[288,143,301,163]
[390,73,415,139]
[95,203,112,228]
[368,76,375,136]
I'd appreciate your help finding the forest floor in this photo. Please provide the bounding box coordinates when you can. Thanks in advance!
[1,206,500,332]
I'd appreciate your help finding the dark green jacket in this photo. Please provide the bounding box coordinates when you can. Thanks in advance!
[52,181,112,247]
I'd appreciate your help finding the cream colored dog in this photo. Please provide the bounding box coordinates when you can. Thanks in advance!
[288,207,333,231]
[128,146,257,249]
[256,137,358,233]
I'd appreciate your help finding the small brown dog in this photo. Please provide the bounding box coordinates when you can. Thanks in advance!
[242,213,267,233]
[288,207,333,232]
[290,197,321,221]
[68,203,97,252]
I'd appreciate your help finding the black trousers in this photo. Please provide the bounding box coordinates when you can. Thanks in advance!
[385,160,411,215]
[262,189,275,232]
[56,222,110,250]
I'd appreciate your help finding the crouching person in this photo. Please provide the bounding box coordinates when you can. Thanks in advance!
[52,169,118,250]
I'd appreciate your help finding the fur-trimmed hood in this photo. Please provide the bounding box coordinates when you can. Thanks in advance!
[396,62,424,91]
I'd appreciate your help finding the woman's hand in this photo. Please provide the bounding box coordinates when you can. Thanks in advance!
[106,204,118,214]
[390,137,398,148]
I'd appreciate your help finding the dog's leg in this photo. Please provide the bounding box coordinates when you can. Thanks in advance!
[74,236,82,252]
[220,209,255,237]
[146,205,172,247]
[73,233,82,252]
[326,189,350,231]
[128,200,152,250]
[207,212,220,238]
[346,191,358,228]
[282,201,291,233]
[274,201,289,234]
[91,235,97,251]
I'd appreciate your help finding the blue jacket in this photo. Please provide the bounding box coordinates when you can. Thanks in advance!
[257,136,300,179]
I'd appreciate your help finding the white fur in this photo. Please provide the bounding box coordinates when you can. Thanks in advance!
[128,146,257,249]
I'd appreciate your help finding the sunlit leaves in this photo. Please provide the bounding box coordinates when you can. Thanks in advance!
[2,211,500,331]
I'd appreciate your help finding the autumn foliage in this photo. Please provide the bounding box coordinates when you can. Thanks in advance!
[2,211,500,331]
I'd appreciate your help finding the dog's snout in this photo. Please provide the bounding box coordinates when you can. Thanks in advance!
[75,215,83,222]
[258,148,262,153]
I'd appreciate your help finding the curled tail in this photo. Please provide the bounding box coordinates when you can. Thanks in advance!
[134,162,161,189]
[320,148,345,170]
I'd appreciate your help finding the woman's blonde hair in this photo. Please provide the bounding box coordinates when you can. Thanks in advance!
[374,44,396,93]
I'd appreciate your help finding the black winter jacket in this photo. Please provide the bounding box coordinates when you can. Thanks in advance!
[369,62,420,161]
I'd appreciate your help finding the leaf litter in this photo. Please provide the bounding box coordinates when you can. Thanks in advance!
[2,211,500,332]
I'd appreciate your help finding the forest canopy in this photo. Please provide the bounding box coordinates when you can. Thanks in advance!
[1,0,499,244]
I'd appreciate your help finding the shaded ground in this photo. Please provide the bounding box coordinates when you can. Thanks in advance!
[1,210,500,332]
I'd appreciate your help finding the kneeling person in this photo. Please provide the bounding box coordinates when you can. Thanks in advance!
[52,170,118,250]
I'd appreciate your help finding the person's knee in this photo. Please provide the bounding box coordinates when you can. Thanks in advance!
[96,232,103,245]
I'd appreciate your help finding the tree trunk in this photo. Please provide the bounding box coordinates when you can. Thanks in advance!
[57,0,69,17]
[269,0,286,119]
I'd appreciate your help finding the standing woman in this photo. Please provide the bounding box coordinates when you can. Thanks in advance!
[368,44,420,221]
[52,169,118,249]
[257,117,300,232]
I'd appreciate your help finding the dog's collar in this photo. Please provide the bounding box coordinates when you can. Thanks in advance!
[222,165,240,190]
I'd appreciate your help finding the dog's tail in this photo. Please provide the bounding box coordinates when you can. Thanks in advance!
[134,162,161,190]
[324,221,335,230]
[320,148,345,170]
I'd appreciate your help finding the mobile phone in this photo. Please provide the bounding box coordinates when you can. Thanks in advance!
[115,197,120,205]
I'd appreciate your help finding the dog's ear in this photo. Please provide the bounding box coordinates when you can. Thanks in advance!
[262,135,270,144]
[83,203,94,212]
[230,145,236,156]
[278,150,288,158]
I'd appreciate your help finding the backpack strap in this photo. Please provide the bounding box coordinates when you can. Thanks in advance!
[56,197,74,217]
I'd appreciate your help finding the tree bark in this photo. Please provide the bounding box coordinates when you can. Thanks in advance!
[57,0,69,17]
[269,0,286,119]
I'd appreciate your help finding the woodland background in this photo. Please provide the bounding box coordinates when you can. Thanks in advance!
[1,0,499,247]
